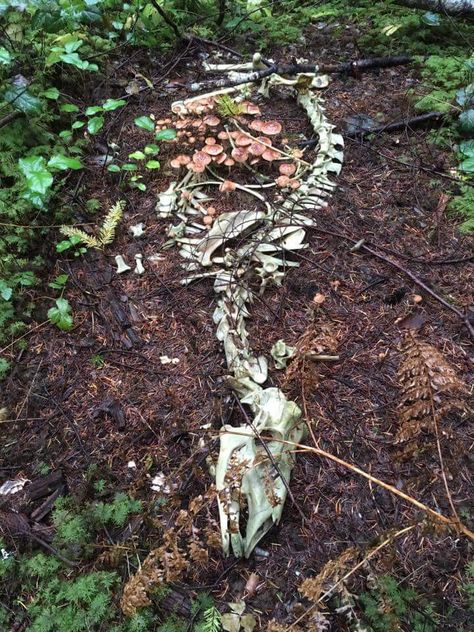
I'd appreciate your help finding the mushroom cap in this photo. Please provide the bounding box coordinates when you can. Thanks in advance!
[203,115,220,126]
[291,148,304,159]
[193,150,212,166]
[224,158,235,167]
[207,206,216,216]
[256,136,272,148]
[276,175,291,187]
[187,162,206,173]
[192,118,204,128]
[235,134,252,147]
[217,130,229,140]
[279,163,296,176]
[246,103,261,115]
[261,120,282,135]
[203,215,213,226]
[219,180,237,193]
[215,152,228,164]
[205,137,217,145]
[262,149,280,161]
[289,179,301,189]
[176,119,191,129]
[231,147,249,163]
[249,119,264,132]
[170,158,183,169]
[248,142,266,156]
[175,154,191,165]
[202,143,224,156]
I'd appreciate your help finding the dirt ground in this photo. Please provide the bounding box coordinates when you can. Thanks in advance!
[1,23,473,630]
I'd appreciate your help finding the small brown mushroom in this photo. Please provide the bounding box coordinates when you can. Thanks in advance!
[249,142,266,156]
[207,206,216,216]
[202,143,224,156]
[279,163,296,176]
[205,137,217,145]
[250,119,264,132]
[235,134,252,147]
[276,175,291,188]
[192,150,212,167]
[170,154,191,169]
[187,162,206,173]
[261,120,282,135]
[224,158,235,167]
[262,149,280,162]
[203,115,220,127]
[203,215,213,226]
[176,119,191,129]
[215,152,228,164]
[246,103,261,115]
[219,180,237,193]
[231,147,249,163]
[289,179,301,189]
[256,136,272,148]
[217,130,229,140]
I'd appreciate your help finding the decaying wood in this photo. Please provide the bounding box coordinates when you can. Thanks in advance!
[187,55,412,92]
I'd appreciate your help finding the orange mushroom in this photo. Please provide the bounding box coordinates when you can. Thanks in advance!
[262,149,280,162]
[203,115,220,126]
[276,175,291,188]
[279,163,296,176]
[235,134,252,147]
[202,143,224,156]
[219,180,237,193]
[231,147,249,163]
[205,137,217,145]
[261,121,282,135]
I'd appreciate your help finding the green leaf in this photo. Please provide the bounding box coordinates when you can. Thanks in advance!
[48,274,69,289]
[0,46,12,65]
[48,154,83,171]
[459,157,474,173]
[134,115,155,132]
[48,298,74,331]
[107,164,121,173]
[85,105,103,116]
[0,281,12,301]
[60,103,80,113]
[102,98,126,111]
[56,239,73,253]
[42,87,60,100]
[459,140,474,157]
[72,120,85,129]
[421,11,441,26]
[14,271,36,286]
[121,163,138,171]
[87,116,104,134]
[18,156,53,195]
[4,85,42,114]
[155,128,177,141]
[459,109,474,133]
[144,144,160,155]
[456,84,474,107]
[128,151,145,160]
[59,130,73,141]
[145,160,160,170]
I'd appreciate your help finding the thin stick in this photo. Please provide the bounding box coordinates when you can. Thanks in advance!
[220,429,474,540]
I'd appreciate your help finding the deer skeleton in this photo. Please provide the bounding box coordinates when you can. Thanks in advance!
[157,57,343,557]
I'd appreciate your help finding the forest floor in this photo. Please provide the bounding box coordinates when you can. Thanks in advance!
[1,16,473,632]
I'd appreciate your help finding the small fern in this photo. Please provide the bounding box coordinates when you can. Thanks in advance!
[196,605,222,632]
[216,94,244,118]
[60,200,125,250]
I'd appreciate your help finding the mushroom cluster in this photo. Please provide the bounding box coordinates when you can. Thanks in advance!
[163,95,301,188]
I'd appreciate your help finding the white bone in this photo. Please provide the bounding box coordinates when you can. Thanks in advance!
[134,253,145,274]
[115,254,131,274]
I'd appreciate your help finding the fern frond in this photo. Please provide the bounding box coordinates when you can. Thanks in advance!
[59,226,101,249]
[196,605,221,632]
[396,333,465,444]
[98,200,125,246]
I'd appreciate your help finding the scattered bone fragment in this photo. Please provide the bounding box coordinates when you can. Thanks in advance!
[129,223,145,237]
[115,254,131,273]
[134,254,145,274]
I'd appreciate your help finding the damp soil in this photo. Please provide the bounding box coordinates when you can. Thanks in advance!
[1,26,473,631]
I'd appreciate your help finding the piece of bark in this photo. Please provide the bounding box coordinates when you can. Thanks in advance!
[26,471,65,502]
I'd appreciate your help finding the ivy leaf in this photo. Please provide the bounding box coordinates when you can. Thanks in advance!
[42,87,60,100]
[72,120,85,129]
[155,128,177,141]
[0,46,12,65]
[47,298,73,331]
[18,156,53,195]
[128,150,145,160]
[121,163,138,171]
[87,116,104,134]
[102,98,126,111]
[459,109,474,134]
[134,115,155,132]
[145,160,160,170]
[459,140,474,157]
[48,154,83,170]
[107,164,121,173]
[60,103,80,113]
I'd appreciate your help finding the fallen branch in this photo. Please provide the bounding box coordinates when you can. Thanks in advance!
[392,0,474,19]
[187,55,413,92]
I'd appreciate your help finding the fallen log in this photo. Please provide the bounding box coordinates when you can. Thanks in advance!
[393,0,474,19]
[187,55,413,92]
